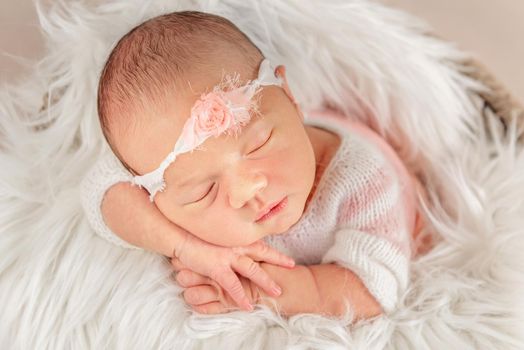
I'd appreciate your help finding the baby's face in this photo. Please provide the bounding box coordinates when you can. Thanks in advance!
[119,67,316,247]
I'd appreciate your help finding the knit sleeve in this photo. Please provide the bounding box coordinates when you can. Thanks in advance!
[321,141,413,313]
[80,152,140,250]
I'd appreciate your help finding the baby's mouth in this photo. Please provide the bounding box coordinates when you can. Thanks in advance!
[255,197,288,223]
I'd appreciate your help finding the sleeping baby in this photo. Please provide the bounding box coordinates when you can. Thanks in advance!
[81,11,431,320]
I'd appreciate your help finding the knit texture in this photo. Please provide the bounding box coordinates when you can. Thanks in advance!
[80,110,416,313]
[80,152,140,250]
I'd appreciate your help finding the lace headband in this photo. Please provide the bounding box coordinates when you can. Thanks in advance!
[132,59,283,201]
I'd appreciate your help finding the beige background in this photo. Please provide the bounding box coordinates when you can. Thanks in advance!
[1,0,523,103]
[383,0,524,104]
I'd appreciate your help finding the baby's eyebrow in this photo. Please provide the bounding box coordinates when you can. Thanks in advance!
[175,175,206,190]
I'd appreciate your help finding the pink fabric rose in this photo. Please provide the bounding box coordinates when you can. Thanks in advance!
[192,92,234,138]
[179,92,234,150]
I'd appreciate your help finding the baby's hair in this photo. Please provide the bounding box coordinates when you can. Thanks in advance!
[97,11,264,174]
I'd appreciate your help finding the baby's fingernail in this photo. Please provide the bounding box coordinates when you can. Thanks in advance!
[272,285,282,296]
[287,259,295,267]
[240,298,253,311]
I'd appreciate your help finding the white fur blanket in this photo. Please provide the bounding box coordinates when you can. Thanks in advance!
[1,0,523,349]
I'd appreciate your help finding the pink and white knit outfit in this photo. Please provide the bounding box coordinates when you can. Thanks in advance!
[80,109,422,313]
[264,109,422,313]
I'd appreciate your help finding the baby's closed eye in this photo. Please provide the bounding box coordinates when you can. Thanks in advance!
[189,182,216,204]
[248,129,273,155]
[182,124,275,205]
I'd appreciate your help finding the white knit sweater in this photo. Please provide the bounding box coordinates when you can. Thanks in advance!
[80,110,416,313]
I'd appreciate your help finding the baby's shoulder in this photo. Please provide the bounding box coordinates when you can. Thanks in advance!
[330,132,393,192]
[304,110,418,225]
[309,125,391,182]
[305,109,406,185]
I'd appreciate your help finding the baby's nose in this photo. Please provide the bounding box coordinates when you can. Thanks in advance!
[227,171,267,209]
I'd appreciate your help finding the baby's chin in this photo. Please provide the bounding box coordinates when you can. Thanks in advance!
[262,198,306,238]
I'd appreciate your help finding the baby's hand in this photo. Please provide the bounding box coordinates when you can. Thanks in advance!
[176,269,260,314]
[171,234,294,311]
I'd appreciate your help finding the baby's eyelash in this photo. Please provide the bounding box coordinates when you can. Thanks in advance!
[249,129,273,154]
[194,183,215,203]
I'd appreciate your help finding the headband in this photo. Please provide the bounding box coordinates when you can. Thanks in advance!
[132,59,283,201]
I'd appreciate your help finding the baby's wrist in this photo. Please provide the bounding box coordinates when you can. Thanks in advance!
[255,263,319,316]
[253,285,278,313]
[143,215,190,258]
[171,229,190,258]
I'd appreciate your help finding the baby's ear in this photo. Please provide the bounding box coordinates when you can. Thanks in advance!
[275,65,296,104]
[274,65,286,78]
[275,65,303,121]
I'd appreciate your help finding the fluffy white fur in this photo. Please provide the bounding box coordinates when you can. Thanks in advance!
[1,0,523,348]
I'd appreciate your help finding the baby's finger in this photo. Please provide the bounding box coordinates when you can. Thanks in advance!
[176,269,211,288]
[193,302,230,315]
[183,285,220,306]
[213,269,253,311]
[232,256,282,297]
[171,257,188,272]
[237,241,295,268]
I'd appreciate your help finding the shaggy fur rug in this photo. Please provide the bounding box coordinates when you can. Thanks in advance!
[1,0,523,349]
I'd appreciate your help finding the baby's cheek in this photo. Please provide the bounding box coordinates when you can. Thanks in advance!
[194,213,257,247]
[153,188,258,247]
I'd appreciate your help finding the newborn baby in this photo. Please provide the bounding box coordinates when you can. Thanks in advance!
[81,11,430,320]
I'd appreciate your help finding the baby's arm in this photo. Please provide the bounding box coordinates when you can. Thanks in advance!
[180,230,402,319]
[179,262,381,320]
[101,181,181,257]
[81,152,183,256]
[258,263,382,319]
